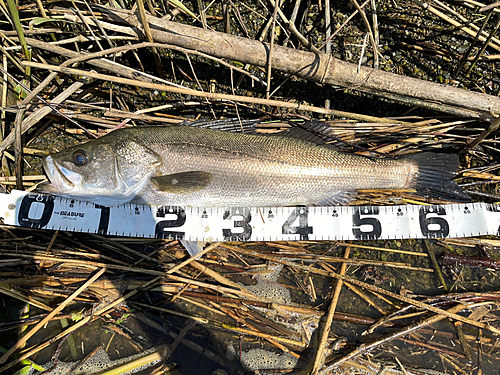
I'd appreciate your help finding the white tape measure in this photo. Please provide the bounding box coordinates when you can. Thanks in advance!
[1,190,498,241]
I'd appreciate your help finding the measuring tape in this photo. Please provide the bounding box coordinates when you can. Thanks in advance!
[1,190,498,241]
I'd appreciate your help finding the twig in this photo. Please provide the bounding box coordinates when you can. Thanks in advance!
[34,0,48,17]
[310,247,350,374]
[13,107,23,190]
[349,0,378,67]
[23,61,407,123]
[104,109,185,124]
[136,0,164,77]
[0,282,52,311]
[283,0,301,48]
[423,240,448,292]
[319,0,371,50]
[196,0,207,29]
[454,9,494,77]
[345,282,387,315]
[166,242,220,274]
[266,0,321,53]
[189,259,256,292]
[228,0,249,37]
[323,302,468,369]
[0,314,94,373]
[414,0,500,52]
[70,0,104,51]
[441,252,500,270]
[220,244,432,271]
[465,14,500,77]
[0,267,106,364]
[328,270,500,335]
[134,301,305,347]
[0,78,89,154]
[0,68,93,134]
[266,0,279,100]
[399,336,466,358]
[461,117,500,152]
[370,0,379,69]
[98,347,169,375]
[319,261,387,315]
[39,230,59,269]
[166,274,260,300]
[83,0,115,49]
[337,242,428,257]
[167,319,196,360]
[325,0,331,54]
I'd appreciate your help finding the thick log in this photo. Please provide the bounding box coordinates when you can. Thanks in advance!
[97,6,500,121]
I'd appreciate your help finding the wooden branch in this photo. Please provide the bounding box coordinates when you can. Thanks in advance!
[25,38,146,82]
[96,5,500,120]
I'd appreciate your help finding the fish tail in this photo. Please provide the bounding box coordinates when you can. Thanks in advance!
[404,152,470,202]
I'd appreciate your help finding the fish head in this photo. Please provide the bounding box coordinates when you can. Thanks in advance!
[40,136,162,205]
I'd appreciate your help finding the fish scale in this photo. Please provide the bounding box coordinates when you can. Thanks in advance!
[39,125,469,207]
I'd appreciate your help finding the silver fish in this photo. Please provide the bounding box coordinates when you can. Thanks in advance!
[39,125,469,206]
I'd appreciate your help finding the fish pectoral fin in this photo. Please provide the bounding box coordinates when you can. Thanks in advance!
[150,171,213,193]
[315,191,357,206]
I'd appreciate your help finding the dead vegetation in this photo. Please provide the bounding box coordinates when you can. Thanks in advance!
[0,0,500,374]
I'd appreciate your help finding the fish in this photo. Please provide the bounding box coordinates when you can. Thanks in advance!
[39,125,470,207]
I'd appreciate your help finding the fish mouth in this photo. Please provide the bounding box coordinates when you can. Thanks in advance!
[40,155,81,193]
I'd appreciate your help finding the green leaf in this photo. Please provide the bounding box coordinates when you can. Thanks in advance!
[20,360,45,371]
[14,79,29,100]
[168,0,197,19]
[6,0,29,60]
[31,17,72,25]
[13,360,45,375]
[13,365,32,375]
[70,308,85,322]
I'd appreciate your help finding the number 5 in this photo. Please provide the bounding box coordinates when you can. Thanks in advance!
[352,207,382,239]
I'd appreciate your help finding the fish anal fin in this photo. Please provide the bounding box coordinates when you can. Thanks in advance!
[315,191,357,206]
[151,171,213,193]
[181,240,206,258]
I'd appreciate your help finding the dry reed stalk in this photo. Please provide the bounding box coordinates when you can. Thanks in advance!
[310,247,350,374]
[0,267,106,364]
[23,61,406,124]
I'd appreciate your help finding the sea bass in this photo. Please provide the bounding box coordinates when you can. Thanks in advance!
[39,125,470,206]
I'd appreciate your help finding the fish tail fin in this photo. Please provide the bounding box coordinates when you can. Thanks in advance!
[404,152,470,202]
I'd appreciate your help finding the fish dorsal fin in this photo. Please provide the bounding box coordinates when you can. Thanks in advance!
[150,171,213,193]
[185,118,261,133]
[299,120,361,150]
[271,126,330,145]
[185,118,342,147]
[315,191,357,206]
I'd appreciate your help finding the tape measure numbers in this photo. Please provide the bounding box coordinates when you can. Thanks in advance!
[1,190,498,241]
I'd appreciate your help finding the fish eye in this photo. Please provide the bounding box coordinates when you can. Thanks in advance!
[73,150,89,166]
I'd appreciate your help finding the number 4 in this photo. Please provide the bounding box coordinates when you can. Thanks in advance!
[282,207,313,240]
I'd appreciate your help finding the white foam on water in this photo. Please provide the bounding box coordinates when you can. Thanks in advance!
[30,345,167,375]
[226,343,297,374]
[240,348,297,372]
[240,263,291,304]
